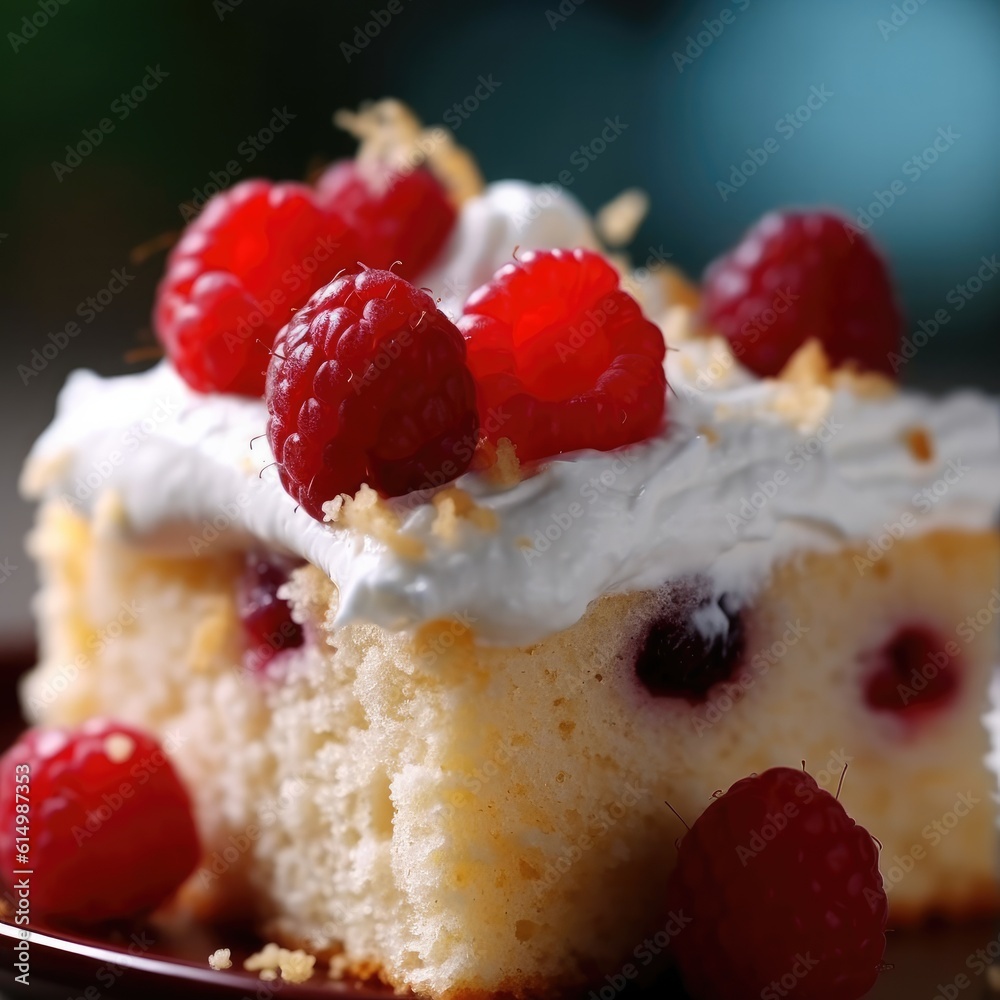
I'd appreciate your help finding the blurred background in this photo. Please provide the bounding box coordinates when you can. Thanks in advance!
[1,0,999,642]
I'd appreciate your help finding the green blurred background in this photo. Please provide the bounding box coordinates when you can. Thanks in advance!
[1,0,999,641]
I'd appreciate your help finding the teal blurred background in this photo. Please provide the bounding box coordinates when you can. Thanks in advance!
[1,0,999,639]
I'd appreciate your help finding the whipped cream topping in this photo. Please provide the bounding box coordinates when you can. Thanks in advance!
[21,183,1000,645]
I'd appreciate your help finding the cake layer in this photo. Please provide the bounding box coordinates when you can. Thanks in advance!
[23,500,1000,997]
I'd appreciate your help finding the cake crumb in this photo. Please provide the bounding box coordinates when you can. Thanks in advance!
[208,948,232,971]
[903,426,935,463]
[339,485,425,560]
[321,495,345,523]
[515,535,533,551]
[102,733,135,764]
[244,942,316,984]
[478,437,522,488]
[778,338,896,401]
[697,424,720,445]
[431,487,499,543]
[595,188,650,248]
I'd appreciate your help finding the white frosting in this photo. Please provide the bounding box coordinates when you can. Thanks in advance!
[21,183,1000,645]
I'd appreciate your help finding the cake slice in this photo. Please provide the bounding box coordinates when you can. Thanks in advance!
[11,107,1000,998]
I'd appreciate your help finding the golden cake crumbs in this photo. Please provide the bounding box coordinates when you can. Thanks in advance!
[431,487,499,543]
[778,338,896,400]
[595,188,650,248]
[903,426,935,463]
[778,339,831,387]
[244,942,316,984]
[321,495,345,524]
[480,437,522,488]
[208,948,232,971]
[102,733,135,764]
[698,425,720,445]
[515,535,534,550]
[334,98,484,205]
[340,485,425,560]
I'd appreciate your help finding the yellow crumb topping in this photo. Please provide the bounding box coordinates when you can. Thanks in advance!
[208,948,232,971]
[244,942,316,984]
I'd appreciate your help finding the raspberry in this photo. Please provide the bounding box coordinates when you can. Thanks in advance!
[316,159,456,279]
[666,767,888,1000]
[459,248,666,462]
[863,624,959,718]
[265,267,479,519]
[633,583,745,703]
[0,720,200,924]
[702,210,902,377]
[239,552,304,673]
[155,179,358,396]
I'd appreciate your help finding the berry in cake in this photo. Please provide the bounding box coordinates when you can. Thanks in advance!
[265,266,480,518]
[0,720,200,923]
[862,623,961,720]
[154,179,358,397]
[238,552,305,673]
[665,766,888,1000]
[459,247,667,462]
[632,583,745,703]
[701,209,902,377]
[316,159,456,279]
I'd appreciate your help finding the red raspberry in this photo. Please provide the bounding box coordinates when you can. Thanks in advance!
[702,210,902,377]
[316,160,456,279]
[265,267,479,519]
[239,552,304,673]
[0,720,200,924]
[666,767,887,1000]
[154,179,358,396]
[458,248,666,463]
